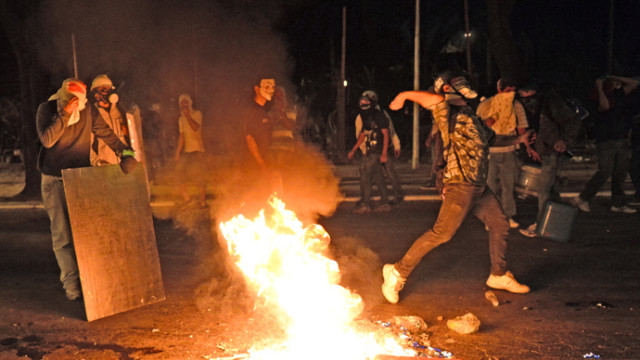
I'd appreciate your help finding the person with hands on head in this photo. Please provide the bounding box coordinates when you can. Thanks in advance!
[348,91,391,213]
[174,93,207,208]
[36,78,135,301]
[572,75,638,214]
[381,70,530,305]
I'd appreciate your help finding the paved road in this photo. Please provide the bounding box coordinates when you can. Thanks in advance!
[1,159,639,359]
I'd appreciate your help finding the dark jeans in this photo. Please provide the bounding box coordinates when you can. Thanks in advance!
[395,183,509,278]
[579,139,630,207]
[359,153,388,207]
[382,156,404,201]
[536,152,565,219]
[41,174,79,290]
[630,146,640,198]
[486,151,518,217]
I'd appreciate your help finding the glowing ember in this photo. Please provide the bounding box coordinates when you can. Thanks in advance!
[219,196,416,360]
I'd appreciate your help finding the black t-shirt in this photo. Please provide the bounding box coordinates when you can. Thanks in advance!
[242,100,271,157]
[360,109,389,154]
[594,89,632,142]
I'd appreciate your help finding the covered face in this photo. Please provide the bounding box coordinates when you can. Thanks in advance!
[49,78,87,126]
[447,76,478,99]
[91,75,118,106]
[258,79,276,101]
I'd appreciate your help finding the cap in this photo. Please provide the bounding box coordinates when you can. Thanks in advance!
[90,74,114,91]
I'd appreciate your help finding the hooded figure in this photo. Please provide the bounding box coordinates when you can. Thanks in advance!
[48,78,88,127]
[36,78,134,301]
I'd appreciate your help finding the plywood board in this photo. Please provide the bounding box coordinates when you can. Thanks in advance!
[62,165,165,321]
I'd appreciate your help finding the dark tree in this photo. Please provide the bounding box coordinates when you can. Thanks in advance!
[0,0,46,199]
[485,0,526,83]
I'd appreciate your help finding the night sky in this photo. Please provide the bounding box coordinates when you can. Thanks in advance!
[1,0,639,146]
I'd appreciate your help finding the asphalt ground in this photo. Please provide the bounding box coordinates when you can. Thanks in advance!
[0,159,639,359]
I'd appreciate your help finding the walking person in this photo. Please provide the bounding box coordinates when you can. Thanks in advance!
[517,82,582,237]
[573,76,638,214]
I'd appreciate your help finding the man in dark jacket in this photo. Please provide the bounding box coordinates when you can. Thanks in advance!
[517,83,582,237]
[36,78,135,300]
[573,76,638,214]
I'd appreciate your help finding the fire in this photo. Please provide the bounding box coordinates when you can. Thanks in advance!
[219,196,416,360]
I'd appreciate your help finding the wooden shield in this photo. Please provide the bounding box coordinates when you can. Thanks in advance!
[62,165,165,321]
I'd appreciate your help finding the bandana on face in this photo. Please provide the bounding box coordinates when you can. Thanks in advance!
[49,79,87,126]
[449,77,478,99]
[259,79,276,101]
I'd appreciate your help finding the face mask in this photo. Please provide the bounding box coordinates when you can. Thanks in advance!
[359,99,372,111]
[449,77,478,99]
[259,79,276,101]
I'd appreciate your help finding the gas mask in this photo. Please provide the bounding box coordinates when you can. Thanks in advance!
[445,77,478,100]
[259,79,276,101]
[93,87,118,107]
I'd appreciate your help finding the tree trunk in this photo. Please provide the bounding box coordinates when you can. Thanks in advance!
[0,0,44,199]
[484,0,527,83]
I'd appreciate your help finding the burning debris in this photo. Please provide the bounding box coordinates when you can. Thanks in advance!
[218,196,455,360]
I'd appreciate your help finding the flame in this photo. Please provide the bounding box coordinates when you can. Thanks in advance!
[219,196,416,360]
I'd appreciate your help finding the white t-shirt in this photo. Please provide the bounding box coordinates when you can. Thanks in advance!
[178,110,205,153]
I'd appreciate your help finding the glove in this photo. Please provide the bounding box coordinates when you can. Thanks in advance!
[119,149,138,174]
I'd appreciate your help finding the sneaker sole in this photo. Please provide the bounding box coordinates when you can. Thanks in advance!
[382,264,400,304]
[486,281,530,294]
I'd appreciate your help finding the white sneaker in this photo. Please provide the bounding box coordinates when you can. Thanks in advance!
[486,271,530,294]
[573,197,591,212]
[519,223,537,238]
[381,264,406,304]
[508,218,520,229]
[610,205,637,214]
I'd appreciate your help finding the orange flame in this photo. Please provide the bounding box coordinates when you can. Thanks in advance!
[219,196,416,360]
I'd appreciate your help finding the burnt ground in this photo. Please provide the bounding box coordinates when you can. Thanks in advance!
[1,161,639,360]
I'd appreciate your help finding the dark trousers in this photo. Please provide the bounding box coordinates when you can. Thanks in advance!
[41,174,79,290]
[359,153,388,207]
[395,183,509,278]
[579,139,630,207]
[382,156,404,201]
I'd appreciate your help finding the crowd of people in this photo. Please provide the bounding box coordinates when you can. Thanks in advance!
[35,74,300,301]
[345,70,640,304]
[34,65,639,305]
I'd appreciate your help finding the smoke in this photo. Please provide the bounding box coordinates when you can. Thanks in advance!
[37,0,347,318]
[37,0,294,153]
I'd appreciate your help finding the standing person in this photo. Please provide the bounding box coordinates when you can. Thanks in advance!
[241,77,283,194]
[88,74,131,166]
[174,93,207,208]
[517,82,582,237]
[36,78,136,301]
[348,91,391,213]
[380,70,530,304]
[268,86,296,168]
[573,76,638,214]
[476,78,537,229]
[355,90,404,205]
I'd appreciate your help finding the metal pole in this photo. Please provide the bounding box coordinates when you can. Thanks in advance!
[464,0,473,82]
[412,0,420,170]
[336,6,347,159]
[607,0,614,73]
[72,33,78,78]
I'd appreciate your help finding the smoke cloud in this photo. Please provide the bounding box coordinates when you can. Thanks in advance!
[42,0,346,318]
